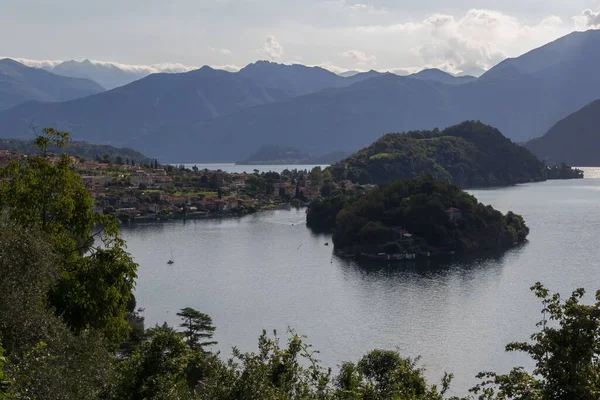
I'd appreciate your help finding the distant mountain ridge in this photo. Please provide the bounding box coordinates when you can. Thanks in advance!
[1,29,599,161]
[0,66,288,154]
[409,69,477,84]
[0,58,104,110]
[37,58,476,92]
[525,99,600,166]
[50,59,148,90]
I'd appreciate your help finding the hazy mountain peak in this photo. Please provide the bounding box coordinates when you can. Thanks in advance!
[408,68,476,84]
[0,58,104,110]
[338,70,360,77]
[0,58,26,70]
[482,29,600,80]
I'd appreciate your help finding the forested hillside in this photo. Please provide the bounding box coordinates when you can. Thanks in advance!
[329,121,545,188]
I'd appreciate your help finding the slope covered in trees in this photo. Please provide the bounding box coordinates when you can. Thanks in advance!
[525,99,600,166]
[330,121,545,188]
[0,137,150,163]
[308,176,529,257]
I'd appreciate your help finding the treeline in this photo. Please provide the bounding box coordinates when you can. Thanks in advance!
[0,136,150,164]
[1,129,600,399]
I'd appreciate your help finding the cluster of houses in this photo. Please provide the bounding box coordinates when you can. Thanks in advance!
[0,149,384,222]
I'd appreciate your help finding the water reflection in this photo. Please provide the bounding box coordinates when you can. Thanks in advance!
[122,177,600,395]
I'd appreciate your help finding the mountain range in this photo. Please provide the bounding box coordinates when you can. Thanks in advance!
[37,58,475,92]
[525,99,600,166]
[0,58,104,111]
[0,29,599,162]
[0,66,288,152]
[48,60,149,90]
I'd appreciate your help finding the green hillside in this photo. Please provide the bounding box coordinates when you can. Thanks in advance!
[330,121,545,188]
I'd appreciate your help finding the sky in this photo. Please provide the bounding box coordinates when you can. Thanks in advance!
[2,0,600,76]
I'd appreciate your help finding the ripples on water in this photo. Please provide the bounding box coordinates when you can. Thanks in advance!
[122,169,600,395]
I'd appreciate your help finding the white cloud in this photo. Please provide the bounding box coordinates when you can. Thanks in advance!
[261,35,284,60]
[209,46,233,56]
[356,21,420,33]
[573,9,600,29]
[383,67,420,76]
[5,7,596,79]
[323,0,388,16]
[312,62,348,74]
[6,56,198,75]
[355,8,574,75]
[347,2,387,15]
[339,50,377,66]
[6,57,63,68]
[211,64,241,72]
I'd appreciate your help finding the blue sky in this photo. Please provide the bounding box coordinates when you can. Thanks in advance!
[2,0,600,75]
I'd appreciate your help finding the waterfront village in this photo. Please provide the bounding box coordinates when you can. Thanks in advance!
[0,150,365,222]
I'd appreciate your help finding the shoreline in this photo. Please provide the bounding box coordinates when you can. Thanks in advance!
[117,202,308,225]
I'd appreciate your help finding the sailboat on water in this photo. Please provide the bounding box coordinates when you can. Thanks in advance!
[167,249,174,265]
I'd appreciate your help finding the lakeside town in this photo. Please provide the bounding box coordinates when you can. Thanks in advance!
[0,149,363,222]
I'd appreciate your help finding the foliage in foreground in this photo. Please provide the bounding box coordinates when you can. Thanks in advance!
[0,128,138,345]
[0,219,113,399]
[471,283,600,400]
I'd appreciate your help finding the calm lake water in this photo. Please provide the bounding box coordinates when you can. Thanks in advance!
[175,163,329,174]
[123,167,600,395]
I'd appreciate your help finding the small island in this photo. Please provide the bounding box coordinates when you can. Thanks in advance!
[307,176,529,260]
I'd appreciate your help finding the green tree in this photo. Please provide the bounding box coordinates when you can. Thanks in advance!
[334,349,457,400]
[0,218,113,400]
[177,307,217,351]
[471,282,600,400]
[115,155,123,165]
[0,343,9,398]
[0,128,137,345]
[113,324,198,400]
[199,330,332,400]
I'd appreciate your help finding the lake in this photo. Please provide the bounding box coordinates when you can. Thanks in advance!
[123,168,600,395]
[174,163,329,174]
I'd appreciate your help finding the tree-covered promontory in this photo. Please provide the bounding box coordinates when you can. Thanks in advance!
[308,176,528,257]
[330,121,546,188]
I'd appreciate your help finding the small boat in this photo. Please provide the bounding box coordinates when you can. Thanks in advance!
[324,242,329,246]
[167,249,175,265]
